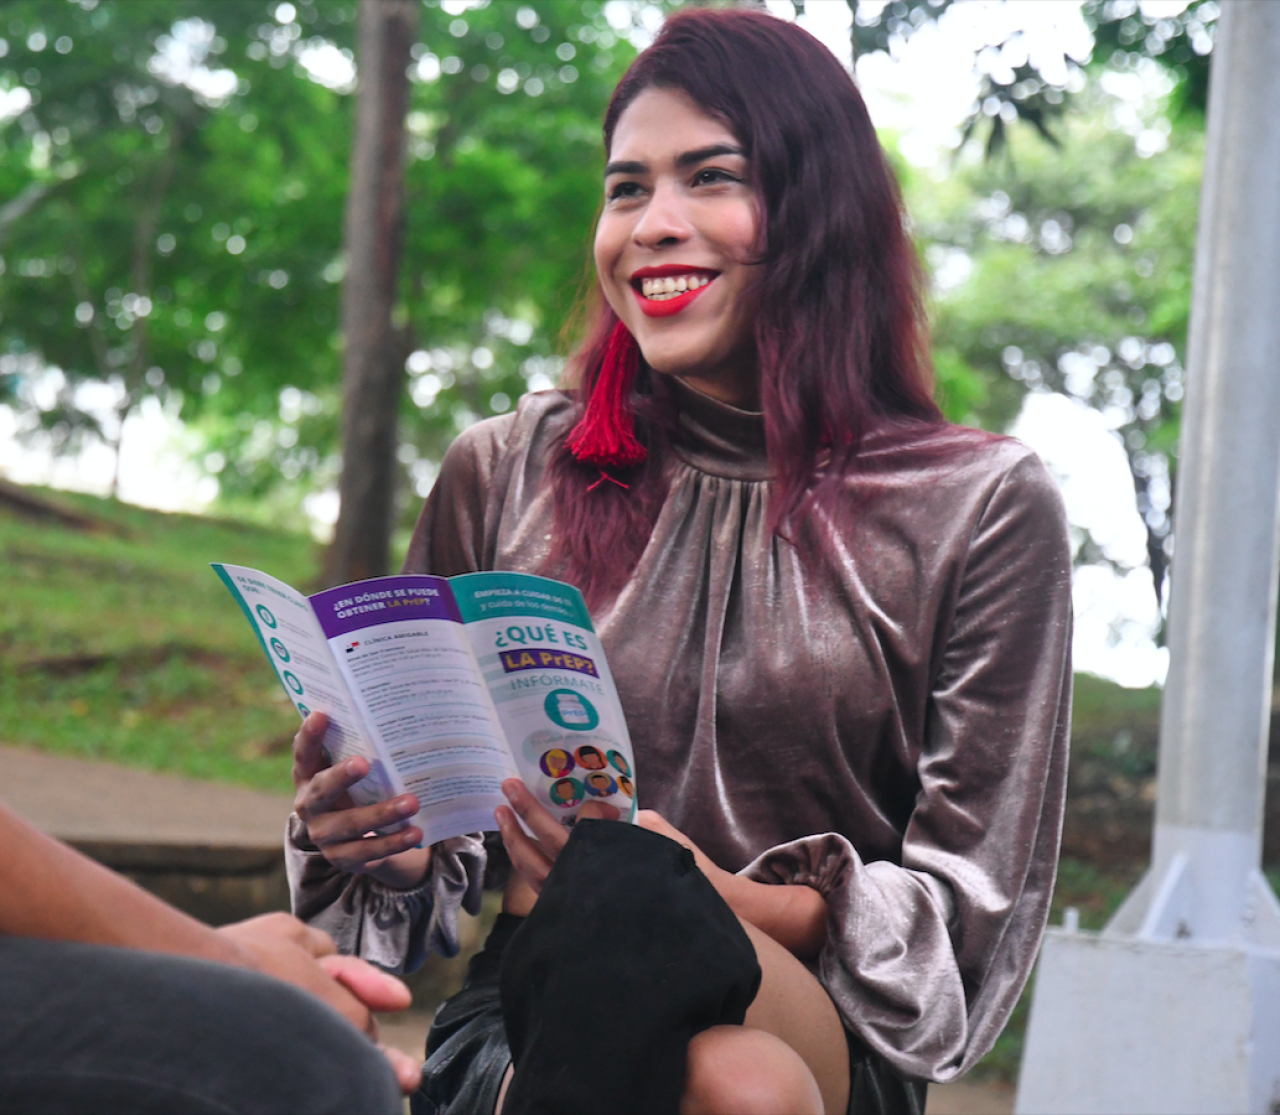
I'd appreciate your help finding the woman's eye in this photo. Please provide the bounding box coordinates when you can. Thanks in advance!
[607,180,643,201]
[692,168,739,187]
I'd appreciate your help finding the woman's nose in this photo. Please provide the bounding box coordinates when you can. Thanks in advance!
[631,181,691,248]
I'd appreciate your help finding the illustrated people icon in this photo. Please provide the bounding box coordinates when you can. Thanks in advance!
[617,775,634,799]
[575,745,606,771]
[539,748,575,778]
[606,750,631,777]
[584,772,617,797]
[549,778,583,808]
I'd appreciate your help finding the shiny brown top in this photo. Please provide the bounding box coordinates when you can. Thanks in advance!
[288,381,1072,1082]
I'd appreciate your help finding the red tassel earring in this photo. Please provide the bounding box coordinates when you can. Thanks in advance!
[565,320,647,471]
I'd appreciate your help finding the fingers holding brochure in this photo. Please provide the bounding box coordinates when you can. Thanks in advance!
[496,778,619,897]
[293,713,432,887]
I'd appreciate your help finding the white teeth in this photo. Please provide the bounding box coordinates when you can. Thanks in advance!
[638,274,713,300]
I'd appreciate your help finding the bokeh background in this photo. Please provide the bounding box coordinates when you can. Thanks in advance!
[2,0,1274,1087]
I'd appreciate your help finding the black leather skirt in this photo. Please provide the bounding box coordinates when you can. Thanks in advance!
[411,912,927,1115]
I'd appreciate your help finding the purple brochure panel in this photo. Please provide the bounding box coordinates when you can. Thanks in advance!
[309,576,516,845]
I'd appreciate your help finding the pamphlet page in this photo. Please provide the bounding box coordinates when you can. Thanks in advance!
[451,572,637,825]
[212,564,395,806]
[308,575,518,846]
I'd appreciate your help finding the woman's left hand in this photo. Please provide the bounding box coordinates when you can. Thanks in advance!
[639,811,829,961]
[635,810,736,896]
[495,779,619,896]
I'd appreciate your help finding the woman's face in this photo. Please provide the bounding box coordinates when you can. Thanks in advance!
[595,86,761,409]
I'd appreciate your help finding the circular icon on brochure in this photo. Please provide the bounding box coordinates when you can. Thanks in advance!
[574,744,606,771]
[256,604,277,628]
[617,774,635,799]
[544,689,599,731]
[584,772,617,797]
[549,777,584,808]
[270,637,290,662]
[539,747,575,778]
[297,704,310,718]
[283,670,304,695]
[606,750,631,777]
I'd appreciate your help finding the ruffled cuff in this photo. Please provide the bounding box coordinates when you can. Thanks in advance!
[739,833,968,1082]
[284,814,487,974]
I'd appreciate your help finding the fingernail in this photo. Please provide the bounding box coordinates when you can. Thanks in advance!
[395,796,416,817]
[501,779,520,799]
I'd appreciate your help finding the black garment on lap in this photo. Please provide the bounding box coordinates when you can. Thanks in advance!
[414,823,929,1115]
[498,820,762,1115]
[0,936,401,1115]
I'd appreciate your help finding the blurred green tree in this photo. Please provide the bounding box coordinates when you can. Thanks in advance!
[0,0,1212,597]
[179,0,652,539]
[846,0,1215,614]
[914,105,1200,607]
[843,0,1217,153]
[323,0,417,587]
[0,0,647,535]
[0,0,356,498]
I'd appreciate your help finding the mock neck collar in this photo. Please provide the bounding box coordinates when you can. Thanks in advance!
[662,376,770,482]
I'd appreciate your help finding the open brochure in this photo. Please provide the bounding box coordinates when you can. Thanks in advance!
[214,564,637,846]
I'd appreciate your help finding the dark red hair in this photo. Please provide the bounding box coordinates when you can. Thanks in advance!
[547,8,942,608]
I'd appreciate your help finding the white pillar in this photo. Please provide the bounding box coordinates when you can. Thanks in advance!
[1016,3,1280,1111]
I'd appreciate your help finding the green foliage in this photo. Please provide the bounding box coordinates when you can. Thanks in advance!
[0,489,319,789]
[911,93,1202,598]
[851,0,1218,154]
[0,0,359,500]
[0,0,652,526]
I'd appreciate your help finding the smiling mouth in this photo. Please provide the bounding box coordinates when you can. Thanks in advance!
[636,273,716,301]
[630,268,718,317]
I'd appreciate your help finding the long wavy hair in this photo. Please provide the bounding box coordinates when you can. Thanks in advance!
[546,8,943,608]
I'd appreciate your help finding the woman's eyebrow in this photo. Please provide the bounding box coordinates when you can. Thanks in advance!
[675,143,745,167]
[603,143,745,178]
[604,159,647,177]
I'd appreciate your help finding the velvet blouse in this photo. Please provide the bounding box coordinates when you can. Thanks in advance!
[286,381,1072,1082]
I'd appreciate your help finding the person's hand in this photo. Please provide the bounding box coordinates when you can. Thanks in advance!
[217,913,422,1093]
[638,812,829,959]
[494,779,619,896]
[292,713,432,889]
[636,810,735,893]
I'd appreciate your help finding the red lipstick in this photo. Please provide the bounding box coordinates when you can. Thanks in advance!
[630,266,718,319]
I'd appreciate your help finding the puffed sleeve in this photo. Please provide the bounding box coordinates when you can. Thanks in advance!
[285,415,518,970]
[285,816,487,972]
[741,451,1073,1082]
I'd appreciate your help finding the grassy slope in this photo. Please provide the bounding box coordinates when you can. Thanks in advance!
[0,488,322,792]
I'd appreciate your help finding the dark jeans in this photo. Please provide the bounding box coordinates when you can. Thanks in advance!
[0,936,402,1115]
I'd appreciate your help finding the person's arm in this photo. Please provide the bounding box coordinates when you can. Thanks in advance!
[634,810,828,960]
[0,800,422,1092]
[738,451,1074,1083]
[0,797,251,960]
[495,782,828,959]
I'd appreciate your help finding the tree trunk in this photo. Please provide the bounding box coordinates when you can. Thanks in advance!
[322,0,418,588]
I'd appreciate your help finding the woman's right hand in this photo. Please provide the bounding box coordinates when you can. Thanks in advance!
[292,713,432,890]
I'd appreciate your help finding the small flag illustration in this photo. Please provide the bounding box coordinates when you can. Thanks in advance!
[346,641,360,654]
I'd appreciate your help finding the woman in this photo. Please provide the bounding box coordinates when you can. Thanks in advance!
[288,9,1071,1115]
